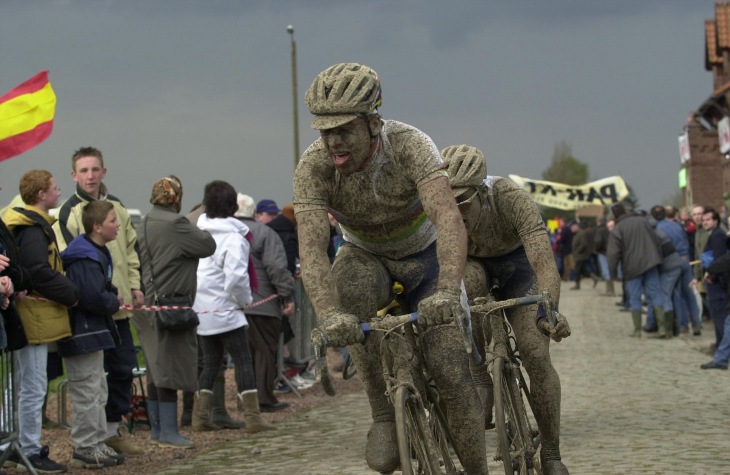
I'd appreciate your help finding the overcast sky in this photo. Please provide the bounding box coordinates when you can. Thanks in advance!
[0,1,713,213]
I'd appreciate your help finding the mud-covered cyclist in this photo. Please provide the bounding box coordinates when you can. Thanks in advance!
[294,63,489,474]
[441,144,571,475]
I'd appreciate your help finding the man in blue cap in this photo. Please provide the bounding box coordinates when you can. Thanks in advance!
[255,199,280,225]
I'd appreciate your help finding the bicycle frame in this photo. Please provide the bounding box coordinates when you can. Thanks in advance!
[470,291,552,475]
[311,311,463,475]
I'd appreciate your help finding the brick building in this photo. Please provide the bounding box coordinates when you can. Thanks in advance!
[682,3,730,211]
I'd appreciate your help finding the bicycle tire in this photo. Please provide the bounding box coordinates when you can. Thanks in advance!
[394,386,444,475]
[494,357,535,474]
[493,357,513,474]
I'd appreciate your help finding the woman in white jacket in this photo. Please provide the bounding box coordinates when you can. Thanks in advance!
[191,180,275,433]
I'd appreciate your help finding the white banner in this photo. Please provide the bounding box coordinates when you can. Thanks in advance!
[508,175,630,210]
[719,117,730,155]
[678,132,690,163]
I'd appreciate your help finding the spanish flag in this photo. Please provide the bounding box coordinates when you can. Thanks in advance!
[0,71,56,162]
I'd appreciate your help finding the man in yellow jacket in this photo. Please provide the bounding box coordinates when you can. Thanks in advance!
[5,170,80,473]
[53,146,145,456]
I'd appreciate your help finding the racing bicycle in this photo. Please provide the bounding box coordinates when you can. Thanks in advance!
[470,290,557,475]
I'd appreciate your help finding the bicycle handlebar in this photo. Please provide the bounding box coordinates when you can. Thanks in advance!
[360,312,418,333]
[471,290,557,328]
[311,290,557,397]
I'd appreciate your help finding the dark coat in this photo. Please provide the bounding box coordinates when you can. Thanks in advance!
[240,218,294,318]
[267,215,298,276]
[0,218,32,350]
[702,226,729,288]
[607,214,663,281]
[593,224,609,254]
[707,251,730,312]
[571,228,594,262]
[58,235,120,357]
[555,225,573,256]
[133,205,216,391]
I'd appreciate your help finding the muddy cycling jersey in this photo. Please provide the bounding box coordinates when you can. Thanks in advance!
[468,176,547,258]
[294,120,446,260]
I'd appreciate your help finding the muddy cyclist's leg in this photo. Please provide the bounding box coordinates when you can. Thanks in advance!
[510,304,564,462]
[332,245,397,472]
[463,259,494,427]
[422,325,489,474]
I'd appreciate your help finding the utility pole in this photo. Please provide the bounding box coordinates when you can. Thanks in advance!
[287,25,300,170]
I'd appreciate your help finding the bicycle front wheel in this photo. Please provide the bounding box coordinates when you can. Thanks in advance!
[394,385,444,475]
[493,357,535,474]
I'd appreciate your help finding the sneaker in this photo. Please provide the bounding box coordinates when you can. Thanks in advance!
[700,361,728,370]
[290,375,314,390]
[70,447,116,469]
[97,443,126,465]
[17,446,67,473]
[104,430,144,456]
[298,368,317,382]
[273,382,292,394]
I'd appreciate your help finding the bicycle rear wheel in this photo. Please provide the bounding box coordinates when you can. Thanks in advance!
[493,357,535,474]
[394,386,445,475]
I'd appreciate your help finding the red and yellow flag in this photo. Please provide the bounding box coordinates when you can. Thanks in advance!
[0,71,57,162]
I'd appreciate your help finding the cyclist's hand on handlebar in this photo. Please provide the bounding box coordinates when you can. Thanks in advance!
[472,296,492,306]
[418,288,463,327]
[319,309,364,347]
[538,311,571,342]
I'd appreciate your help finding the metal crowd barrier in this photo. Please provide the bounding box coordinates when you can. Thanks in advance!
[0,349,38,474]
[288,277,317,363]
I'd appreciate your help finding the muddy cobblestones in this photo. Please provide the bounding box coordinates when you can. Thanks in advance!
[158,282,730,474]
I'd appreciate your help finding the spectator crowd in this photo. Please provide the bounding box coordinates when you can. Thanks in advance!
[0,146,323,473]
[551,200,730,371]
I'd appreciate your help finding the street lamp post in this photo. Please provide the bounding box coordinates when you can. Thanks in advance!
[287,25,300,170]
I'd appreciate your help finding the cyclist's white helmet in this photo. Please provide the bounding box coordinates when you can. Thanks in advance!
[441,145,487,196]
[305,63,382,130]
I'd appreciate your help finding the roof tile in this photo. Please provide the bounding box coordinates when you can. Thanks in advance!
[717,2,730,48]
[708,20,722,65]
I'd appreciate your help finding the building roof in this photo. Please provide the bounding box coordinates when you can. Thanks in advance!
[718,2,730,48]
[707,19,722,70]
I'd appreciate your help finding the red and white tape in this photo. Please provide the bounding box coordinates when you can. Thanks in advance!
[26,293,280,313]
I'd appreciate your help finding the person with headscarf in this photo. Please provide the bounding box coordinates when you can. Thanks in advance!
[134,176,216,448]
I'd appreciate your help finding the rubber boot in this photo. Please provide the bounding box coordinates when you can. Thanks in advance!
[192,390,221,432]
[210,372,244,429]
[667,310,677,337]
[180,391,193,427]
[41,390,57,429]
[603,280,615,297]
[147,399,160,444]
[655,306,668,339]
[348,337,400,474]
[238,390,276,433]
[630,310,642,337]
[158,402,194,449]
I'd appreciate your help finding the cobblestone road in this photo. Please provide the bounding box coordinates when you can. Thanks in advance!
[158,282,730,474]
